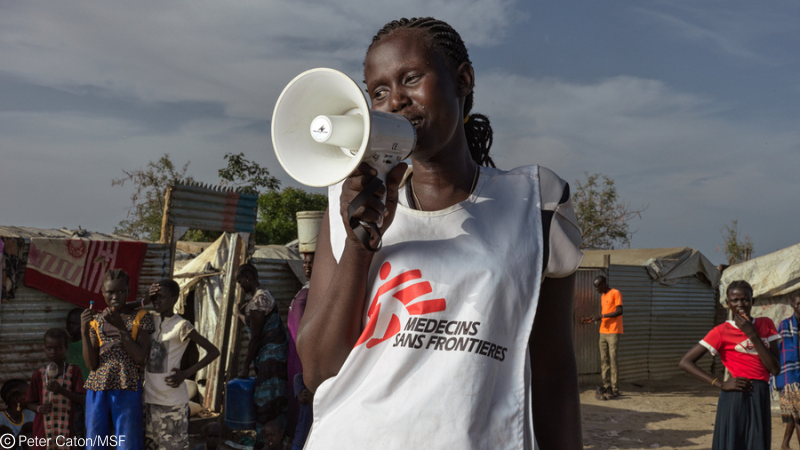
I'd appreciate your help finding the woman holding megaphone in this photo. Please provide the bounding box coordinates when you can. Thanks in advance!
[295,17,583,450]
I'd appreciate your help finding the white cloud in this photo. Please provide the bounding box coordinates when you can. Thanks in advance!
[0,0,521,119]
[476,71,800,260]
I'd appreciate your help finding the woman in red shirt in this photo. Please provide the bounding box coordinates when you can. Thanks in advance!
[679,280,780,450]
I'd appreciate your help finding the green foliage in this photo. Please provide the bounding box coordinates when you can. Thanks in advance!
[112,154,192,241]
[572,172,645,250]
[719,220,753,265]
[218,152,280,195]
[256,187,328,245]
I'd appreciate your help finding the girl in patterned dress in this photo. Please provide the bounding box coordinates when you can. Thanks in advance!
[81,269,154,450]
[235,263,289,450]
[25,328,86,450]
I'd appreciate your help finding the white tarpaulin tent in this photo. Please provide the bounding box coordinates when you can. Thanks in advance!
[719,243,800,327]
[174,233,241,390]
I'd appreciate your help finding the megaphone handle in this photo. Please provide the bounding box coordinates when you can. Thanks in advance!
[347,177,384,253]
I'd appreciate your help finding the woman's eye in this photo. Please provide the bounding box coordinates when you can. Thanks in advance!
[405,74,421,84]
[373,89,388,101]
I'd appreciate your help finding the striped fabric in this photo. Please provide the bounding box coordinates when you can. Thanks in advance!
[778,315,800,390]
[24,238,147,309]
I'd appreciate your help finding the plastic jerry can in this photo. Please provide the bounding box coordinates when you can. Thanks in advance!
[225,377,256,430]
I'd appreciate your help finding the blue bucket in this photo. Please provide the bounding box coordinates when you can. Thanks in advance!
[225,377,256,430]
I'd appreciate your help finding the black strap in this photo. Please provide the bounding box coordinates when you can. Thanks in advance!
[347,177,384,253]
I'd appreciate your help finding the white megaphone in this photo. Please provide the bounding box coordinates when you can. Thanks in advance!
[271,68,416,188]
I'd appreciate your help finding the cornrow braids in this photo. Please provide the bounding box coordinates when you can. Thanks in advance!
[102,268,130,286]
[727,280,754,298]
[367,17,495,168]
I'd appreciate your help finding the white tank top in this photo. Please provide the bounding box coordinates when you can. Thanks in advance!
[306,165,581,450]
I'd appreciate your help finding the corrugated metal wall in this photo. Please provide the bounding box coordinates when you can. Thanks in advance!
[167,182,259,234]
[574,264,716,384]
[650,277,715,378]
[0,242,171,384]
[573,268,603,384]
[610,265,653,382]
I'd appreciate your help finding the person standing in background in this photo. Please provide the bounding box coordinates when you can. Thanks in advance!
[582,275,623,400]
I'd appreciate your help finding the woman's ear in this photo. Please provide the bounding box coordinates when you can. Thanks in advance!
[456,62,475,97]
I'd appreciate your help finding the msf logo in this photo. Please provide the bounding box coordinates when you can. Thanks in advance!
[355,261,446,349]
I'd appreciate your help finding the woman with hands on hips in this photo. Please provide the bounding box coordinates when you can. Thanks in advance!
[679,280,780,450]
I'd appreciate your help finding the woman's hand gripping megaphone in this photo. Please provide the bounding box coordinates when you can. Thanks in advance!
[340,161,408,252]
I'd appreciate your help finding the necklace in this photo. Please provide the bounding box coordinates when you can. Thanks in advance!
[2,410,23,425]
[411,165,480,211]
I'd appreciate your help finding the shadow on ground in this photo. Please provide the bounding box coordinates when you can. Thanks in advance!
[582,401,712,449]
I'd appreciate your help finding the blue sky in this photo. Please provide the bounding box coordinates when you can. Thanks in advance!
[1,0,798,265]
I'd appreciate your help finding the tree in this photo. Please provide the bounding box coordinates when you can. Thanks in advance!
[572,172,646,250]
[719,220,753,265]
[256,187,327,245]
[113,154,192,241]
[218,152,280,195]
[114,153,326,245]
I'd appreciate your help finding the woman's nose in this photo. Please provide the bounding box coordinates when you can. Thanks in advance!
[390,89,410,113]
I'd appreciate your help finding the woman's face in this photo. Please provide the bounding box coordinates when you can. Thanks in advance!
[102,278,129,309]
[236,273,257,295]
[151,285,177,314]
[44,336,67,364]
[727,288,752,318]
[364,29,470,160]
[9,385,28,408]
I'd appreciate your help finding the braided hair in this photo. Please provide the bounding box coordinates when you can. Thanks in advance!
[102,268,130,286]
[366,17,495,168]
[726,280,754,298]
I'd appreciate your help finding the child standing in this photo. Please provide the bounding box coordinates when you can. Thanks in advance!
[679,280,781,450]
[777,291,800,450]
[65,308,90,382]
[144,279,220,450]
[82,268,154,450]
[25,328,86,450]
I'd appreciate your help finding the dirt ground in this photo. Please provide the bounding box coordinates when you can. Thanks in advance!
[581,375,788,450]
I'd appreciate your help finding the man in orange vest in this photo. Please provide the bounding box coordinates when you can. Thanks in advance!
[582,275,623,400]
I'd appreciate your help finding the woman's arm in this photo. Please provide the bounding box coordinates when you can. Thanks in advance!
[295,208,374,392]
[166,329,220,387]
[121,327,150,366]
[679,343,753,390]
[48,381,85,405]
[81,309,99,371]
[297,163,407,393]
[734,315,781,376]
[530,274,582,450]
[239,310,265,378]
[106,309,150,366]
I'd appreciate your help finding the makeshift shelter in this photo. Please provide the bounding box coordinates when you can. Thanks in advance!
[719,243,800,329]
[574,247,721,384]
[173,233,303,410]
[0,226,171,385]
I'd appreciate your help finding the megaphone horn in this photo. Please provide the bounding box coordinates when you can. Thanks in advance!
[271,68,416,188]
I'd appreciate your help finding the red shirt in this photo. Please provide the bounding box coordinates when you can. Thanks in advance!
[700,318,780,382]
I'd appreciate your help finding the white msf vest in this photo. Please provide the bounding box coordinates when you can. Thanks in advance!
[306,165,579,450]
